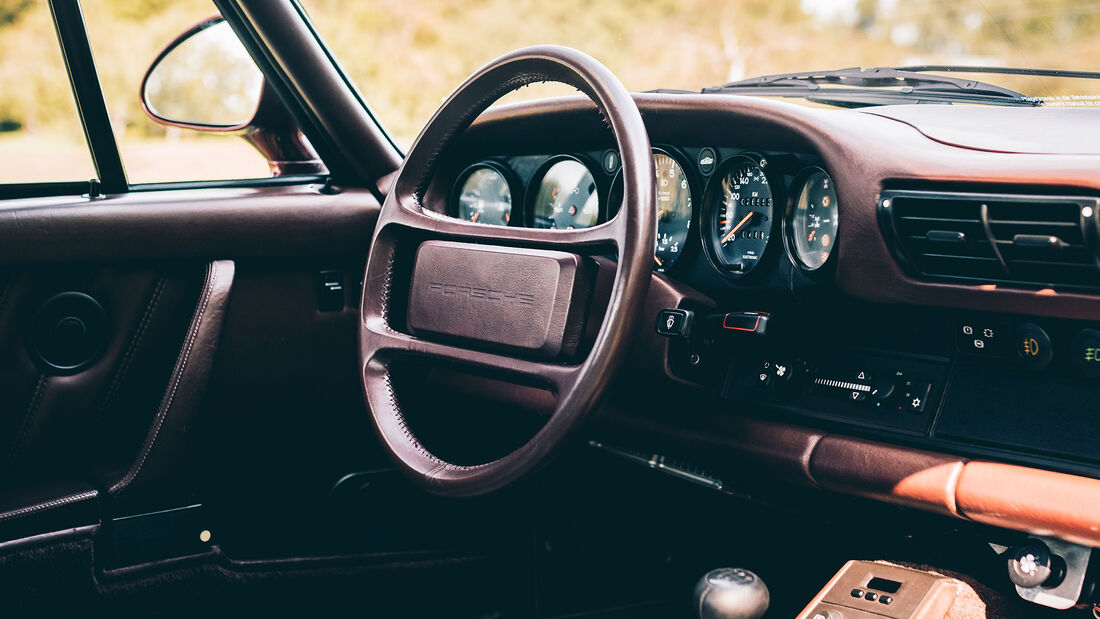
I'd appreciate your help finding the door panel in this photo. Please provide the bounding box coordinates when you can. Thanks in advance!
[0,263,206,533]
[0,185,376,537]
[0,185,533,614]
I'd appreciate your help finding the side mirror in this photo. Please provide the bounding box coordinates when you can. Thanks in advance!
[141,16,325,176]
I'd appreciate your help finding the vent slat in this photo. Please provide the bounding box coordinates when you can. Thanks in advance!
[884,190,1099,291]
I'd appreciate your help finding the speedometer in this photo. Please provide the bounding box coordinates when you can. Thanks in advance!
[703,155,774,277]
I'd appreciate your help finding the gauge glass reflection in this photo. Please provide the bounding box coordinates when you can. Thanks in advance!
[789,168,838,271]
[532,159,600,229]
[706,156,774,277]
[456,165,512,226]
[653,152,692,271]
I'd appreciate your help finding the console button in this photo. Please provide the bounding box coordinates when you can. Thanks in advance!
[901,380,932,413]
[1072,329,1100,380]
[772,361,793,383]
[755,370,772,388]
[1015,322,1052,371]
[957,320,1004,355]
[852,369,873,382]
[848,390,867,402]
[864,592,878,602]
[656,309,693,337]
[850,589,864,598]
[879,595,893,605]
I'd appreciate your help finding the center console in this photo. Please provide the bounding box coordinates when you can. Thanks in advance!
[659,300,1100,477]
[796,561,967,619]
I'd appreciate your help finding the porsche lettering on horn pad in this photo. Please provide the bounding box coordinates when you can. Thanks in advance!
[406,241,591,358]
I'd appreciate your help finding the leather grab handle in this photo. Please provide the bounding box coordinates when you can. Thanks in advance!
[110,261,235,509]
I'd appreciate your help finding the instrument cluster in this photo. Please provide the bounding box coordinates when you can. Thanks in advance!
[449,146,839,276]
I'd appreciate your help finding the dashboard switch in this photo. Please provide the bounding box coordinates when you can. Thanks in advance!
[656,308,693,338]
[869,376,895,401]
[1015,322,1052,370]
[716,312,770,336]
[1072,329,1100,380]
[957,320,1005,355]
[901,380,931,413]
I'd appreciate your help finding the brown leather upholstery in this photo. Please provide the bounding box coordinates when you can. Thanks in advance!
[0,264,210,530]
[811,437,965,517]
[955,462,1100,548]
[470,93,1100,322]
[109,261,236,513]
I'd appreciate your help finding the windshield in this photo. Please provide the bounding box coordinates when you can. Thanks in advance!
[299,0,1100,148]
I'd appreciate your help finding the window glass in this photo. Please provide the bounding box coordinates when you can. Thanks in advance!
[84,0,269,183]
[0,2,95,184]
[300,0,1100,150]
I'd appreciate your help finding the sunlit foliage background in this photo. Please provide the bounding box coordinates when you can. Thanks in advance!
[0,0,1098,182]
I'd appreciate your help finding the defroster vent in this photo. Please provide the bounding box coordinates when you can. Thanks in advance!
[880,190,1100,290]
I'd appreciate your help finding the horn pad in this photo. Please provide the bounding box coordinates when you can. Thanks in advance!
[406,241,591,358]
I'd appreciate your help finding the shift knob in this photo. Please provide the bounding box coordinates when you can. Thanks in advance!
[693,568,770,619]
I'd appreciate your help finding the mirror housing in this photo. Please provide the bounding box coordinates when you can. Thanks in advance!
[141,16,326,176]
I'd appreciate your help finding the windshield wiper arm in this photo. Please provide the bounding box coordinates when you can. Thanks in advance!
[700,66,1040,107]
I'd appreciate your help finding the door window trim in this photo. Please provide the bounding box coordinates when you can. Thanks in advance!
[0,0,333,201]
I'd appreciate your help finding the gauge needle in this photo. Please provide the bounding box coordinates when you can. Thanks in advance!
[471,212,480,223]
[721,212,755,245]
[808,230,816,242]
[654,255,663,267]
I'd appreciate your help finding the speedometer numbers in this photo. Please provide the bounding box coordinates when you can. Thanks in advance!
[704,156,774,278]
[653,151,692,272]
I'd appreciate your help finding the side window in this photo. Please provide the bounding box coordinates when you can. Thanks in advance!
[0,2,96,184]
[84,1,271,184]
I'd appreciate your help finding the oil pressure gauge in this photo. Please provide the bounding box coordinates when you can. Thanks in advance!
[786,167,839,271]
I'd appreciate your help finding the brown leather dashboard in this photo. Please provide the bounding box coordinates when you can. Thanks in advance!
[468,93,1100,321]
[459,93,1100,547]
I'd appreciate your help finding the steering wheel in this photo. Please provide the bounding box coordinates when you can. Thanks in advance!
[359,46,654,497]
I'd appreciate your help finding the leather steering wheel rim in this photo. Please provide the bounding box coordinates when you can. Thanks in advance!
[358,45,654,497]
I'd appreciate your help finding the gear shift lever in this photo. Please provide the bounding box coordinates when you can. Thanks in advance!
[693,568,770,619]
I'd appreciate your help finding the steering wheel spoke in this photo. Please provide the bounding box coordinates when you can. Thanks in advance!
[363,318,581,395]
[383,198,624,253]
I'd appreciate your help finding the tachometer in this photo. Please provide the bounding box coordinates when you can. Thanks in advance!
[531,157,600,229]
[786,167,839,271]
[703,155,774,277]
[653,151,693,272]
[454,163,513,226]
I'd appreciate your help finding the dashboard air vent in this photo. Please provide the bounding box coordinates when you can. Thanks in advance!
[880,190,1100,290]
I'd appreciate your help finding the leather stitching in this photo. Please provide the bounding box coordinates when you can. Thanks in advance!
[379,252,395,324]
[97,275,167,418]
[0,489,96,522]
[381,371,485,473]
[113,262,216,493]
[10,375,47,461]
[411,73,552,201]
